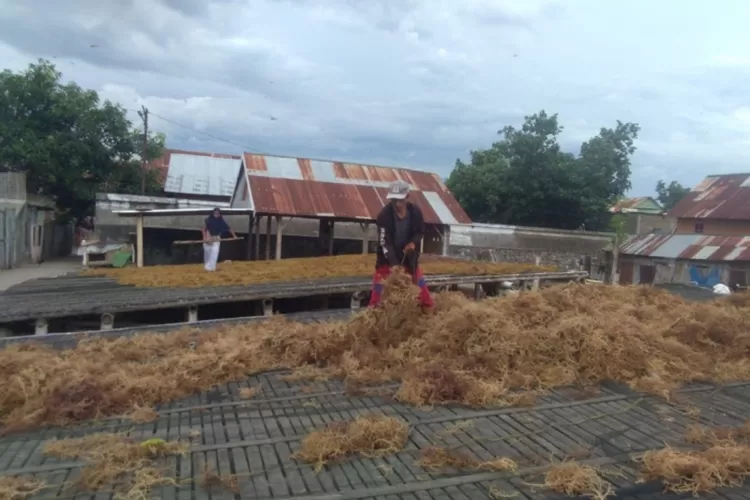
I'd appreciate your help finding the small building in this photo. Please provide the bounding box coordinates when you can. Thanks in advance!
[611,197,663,215]
[618,233,750,288]
[0,172,72,269]
[669,173,750,235]
[618,174,750,288]
[230,153,471,259]
[610,197,675,236]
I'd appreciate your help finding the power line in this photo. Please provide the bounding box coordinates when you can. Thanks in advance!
[145,110,265,154]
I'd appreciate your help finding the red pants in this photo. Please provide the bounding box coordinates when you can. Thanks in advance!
[368,265,434,308]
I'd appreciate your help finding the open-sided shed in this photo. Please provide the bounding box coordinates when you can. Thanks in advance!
[229,152,471,260]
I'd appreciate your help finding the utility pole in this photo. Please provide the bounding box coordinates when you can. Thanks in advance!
[137,106,149,195]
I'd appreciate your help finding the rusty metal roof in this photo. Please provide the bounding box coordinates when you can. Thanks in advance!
[669,173,750,220]
[620,233,750,261]
[234,153,471,225]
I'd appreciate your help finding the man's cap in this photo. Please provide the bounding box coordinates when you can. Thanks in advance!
[386,180,410,200]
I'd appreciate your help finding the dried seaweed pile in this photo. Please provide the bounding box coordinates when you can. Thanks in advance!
[42,434,187,499]
[2,274,750,433]
[265,274,750,406]
[0,476,46,500]
[416,446,518,473]
[542,461,614,500]
[84,253,553,287]
[635,421,750,494]
[292,415,409,472]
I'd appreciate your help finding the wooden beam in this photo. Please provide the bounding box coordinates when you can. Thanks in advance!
[275,216,288,260]
[254,215,261,261]
[172,237,239,246]
[246,213,254,260]
[360,222,370,254]
[328,221,335,256]
[441,225,451,256]
[265,216,272,260]
[136,214,144,268]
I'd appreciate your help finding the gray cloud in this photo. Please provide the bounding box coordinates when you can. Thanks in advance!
[1,0,748,195]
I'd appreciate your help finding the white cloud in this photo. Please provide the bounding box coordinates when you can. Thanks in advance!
[1,0,750,194]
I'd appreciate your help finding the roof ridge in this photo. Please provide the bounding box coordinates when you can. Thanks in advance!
[242,151,438,176]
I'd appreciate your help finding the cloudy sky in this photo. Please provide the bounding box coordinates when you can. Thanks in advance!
[1,0,749,196]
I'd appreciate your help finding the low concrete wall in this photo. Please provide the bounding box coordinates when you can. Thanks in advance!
[448,223,611,279]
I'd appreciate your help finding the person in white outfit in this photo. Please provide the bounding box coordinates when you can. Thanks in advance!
[202,208,236,272]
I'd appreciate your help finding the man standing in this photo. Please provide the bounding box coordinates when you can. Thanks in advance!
[202,208,236,272]
[369,180,434,310]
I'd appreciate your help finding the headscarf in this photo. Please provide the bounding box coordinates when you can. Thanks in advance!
[205,208,230,236]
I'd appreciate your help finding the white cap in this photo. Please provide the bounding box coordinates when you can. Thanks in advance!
[386,180,410,200]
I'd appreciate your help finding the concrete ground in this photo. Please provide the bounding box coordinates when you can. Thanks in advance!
[0,258,82,292]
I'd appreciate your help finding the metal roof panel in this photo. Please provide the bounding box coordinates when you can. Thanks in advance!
[649,234,700,258]
[621,233,750,261]
[263,156,305,180]
[308,160,337,183]
[164,154,240,197]
[423,191,459,224]
[670,174,750,220]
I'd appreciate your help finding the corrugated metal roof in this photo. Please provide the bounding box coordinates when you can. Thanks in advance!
[237,153,471,225]
[620,233,750,261]
[669,173,750,220]
[164,153,241,197]
[149,149,242,193]
[610,197,662,213]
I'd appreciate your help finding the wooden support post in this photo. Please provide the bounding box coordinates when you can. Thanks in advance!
[254,215,261,261]
[351,292,364,309]
[250,214,255,260]
[100,313,115,331]
[360,223,370,254]
[187,306,199,323]
[328,221,335,256]
[136,214,144,268]
[532,255,541,291]
[275,216,286,260]
[265,216,272,260]
[319,219,334,256]
[610,234,620,285]
[34,318,48,336]
[441,225,451,256]
[262,299,273,317]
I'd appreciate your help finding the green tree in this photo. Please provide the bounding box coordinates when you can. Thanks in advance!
[446,111,640,230]
[0,59,164,219]
[103,131,166,196]
[655,179,690,211]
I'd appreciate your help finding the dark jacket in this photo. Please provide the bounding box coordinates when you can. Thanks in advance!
[375,202,425,269]
[204,216,230,237]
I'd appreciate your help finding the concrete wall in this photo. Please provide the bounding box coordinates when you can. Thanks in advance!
[621,213,676,235]
[448,223,611,278]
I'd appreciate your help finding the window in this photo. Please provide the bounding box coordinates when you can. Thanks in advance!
[694,223,704,234]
